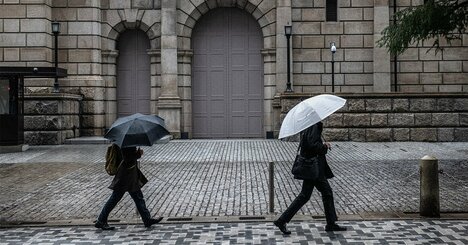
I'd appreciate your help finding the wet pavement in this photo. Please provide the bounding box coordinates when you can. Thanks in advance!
[0,139,467,243]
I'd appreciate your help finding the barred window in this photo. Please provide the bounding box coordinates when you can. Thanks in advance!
[326,0,338,21]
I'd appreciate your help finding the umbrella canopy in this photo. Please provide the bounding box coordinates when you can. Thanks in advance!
[105,113,170,148]
[278,94,346,139]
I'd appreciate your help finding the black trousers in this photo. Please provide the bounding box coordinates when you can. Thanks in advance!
[97,189,151,224]
[278,178,338,225]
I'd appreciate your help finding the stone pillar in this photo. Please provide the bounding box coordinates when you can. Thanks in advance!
[102,50,119,128]
[178,49,193,137]
[373,0,391,92]
[276,0,292,94]
[262,49,277,135]
[159,0,181,137]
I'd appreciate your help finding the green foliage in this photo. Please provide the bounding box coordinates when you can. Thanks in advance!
[378,0,468,55]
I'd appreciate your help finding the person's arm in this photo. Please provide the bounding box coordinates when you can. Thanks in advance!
[136,147,143,159]
[305,125,328,155]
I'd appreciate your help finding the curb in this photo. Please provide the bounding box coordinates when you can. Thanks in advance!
[1,212,468,228]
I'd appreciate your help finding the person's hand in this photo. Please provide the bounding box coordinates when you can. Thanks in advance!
[324,142,331,150]
[137,147,144,156]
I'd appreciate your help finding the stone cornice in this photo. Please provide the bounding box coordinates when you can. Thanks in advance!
[177,49,193,57]
[25,93,83,100]
[147,49,161,56]
[280,92,468,99]
[261,48,276,56]
[101,50,119,57]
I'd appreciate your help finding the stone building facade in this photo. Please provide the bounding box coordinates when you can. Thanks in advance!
[0,0,467,143]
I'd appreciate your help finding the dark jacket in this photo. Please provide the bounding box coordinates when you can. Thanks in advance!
[109,147,148,192]
[300,122,334,179]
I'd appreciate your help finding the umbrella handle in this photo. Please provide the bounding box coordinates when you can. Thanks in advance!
[322,136,331,151]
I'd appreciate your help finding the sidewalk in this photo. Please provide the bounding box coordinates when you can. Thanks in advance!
[1,220,467,244]
[1,140,467,226]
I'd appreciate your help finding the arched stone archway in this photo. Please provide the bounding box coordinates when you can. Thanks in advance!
[101,15,161,128]
[175,1,279,138]
[177,0,276,50]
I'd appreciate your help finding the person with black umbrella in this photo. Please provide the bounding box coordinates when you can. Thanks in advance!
[95,145,163,230]
[95,113,170,230]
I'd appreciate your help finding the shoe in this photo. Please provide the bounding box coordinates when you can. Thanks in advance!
[273,220,291,235]
[144,217,163,227]
[325,224,347,232]
[95,221,115,230]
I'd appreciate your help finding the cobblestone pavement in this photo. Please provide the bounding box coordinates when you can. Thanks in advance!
[0,220,467,244]
[0,140,467,223]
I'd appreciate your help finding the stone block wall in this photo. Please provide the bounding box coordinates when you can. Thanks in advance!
[291,0,468,93]
[24,93,81,145]
[0,0,52,68]
[292,0,376,93]
[392,1,468,93]
[280,93,468,142]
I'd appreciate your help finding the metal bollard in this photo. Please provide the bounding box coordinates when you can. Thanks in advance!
[269,161,275,213]
[419,155,440,217]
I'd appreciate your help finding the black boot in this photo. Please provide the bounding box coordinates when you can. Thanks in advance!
[144,217,163,227]
[273,220,291,235]
[325,223,347,231]
[95,221,115,230]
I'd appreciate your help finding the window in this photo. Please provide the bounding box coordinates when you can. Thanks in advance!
[326,0,338,22]
[0,79,9,114]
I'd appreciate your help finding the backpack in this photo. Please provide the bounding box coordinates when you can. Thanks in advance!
[105,144,123,175]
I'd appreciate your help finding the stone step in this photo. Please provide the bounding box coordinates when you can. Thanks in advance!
[64,136,110,145]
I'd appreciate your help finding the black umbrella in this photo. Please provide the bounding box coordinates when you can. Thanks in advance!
[105,113,170,148]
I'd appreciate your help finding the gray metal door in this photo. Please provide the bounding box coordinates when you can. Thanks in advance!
[117,29,151,117]
[192,8,263,138]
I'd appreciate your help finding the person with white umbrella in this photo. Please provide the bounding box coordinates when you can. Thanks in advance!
[274,94,347,234]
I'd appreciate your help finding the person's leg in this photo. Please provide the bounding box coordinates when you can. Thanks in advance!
[97,190,125,223]
[96,190,125,230]
[128,190,163,227]
[129,190,152,223]
[277,179,314,223]
[314,178,337,225]
[315,179,346,231]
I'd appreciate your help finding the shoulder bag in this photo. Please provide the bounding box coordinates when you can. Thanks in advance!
[291,137,319,180]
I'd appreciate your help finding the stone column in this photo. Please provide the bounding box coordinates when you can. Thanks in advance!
[373,0,391,92]
[276,0,292,94]
[158,0,181,137]
[147,49,161,116]
[274,0,292,137]
[102,50,119,128]
[178,49,193,137]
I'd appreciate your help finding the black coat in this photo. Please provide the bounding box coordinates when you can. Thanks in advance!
[300,122,334,179]
[109,147,148,192]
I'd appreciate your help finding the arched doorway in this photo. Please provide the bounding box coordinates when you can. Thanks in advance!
[116,29,151,117]
[192,8,263,138]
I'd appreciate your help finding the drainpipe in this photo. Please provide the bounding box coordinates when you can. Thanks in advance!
[393,0,398,92]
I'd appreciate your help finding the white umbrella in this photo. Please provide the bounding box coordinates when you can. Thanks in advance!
[278,94,346,139]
